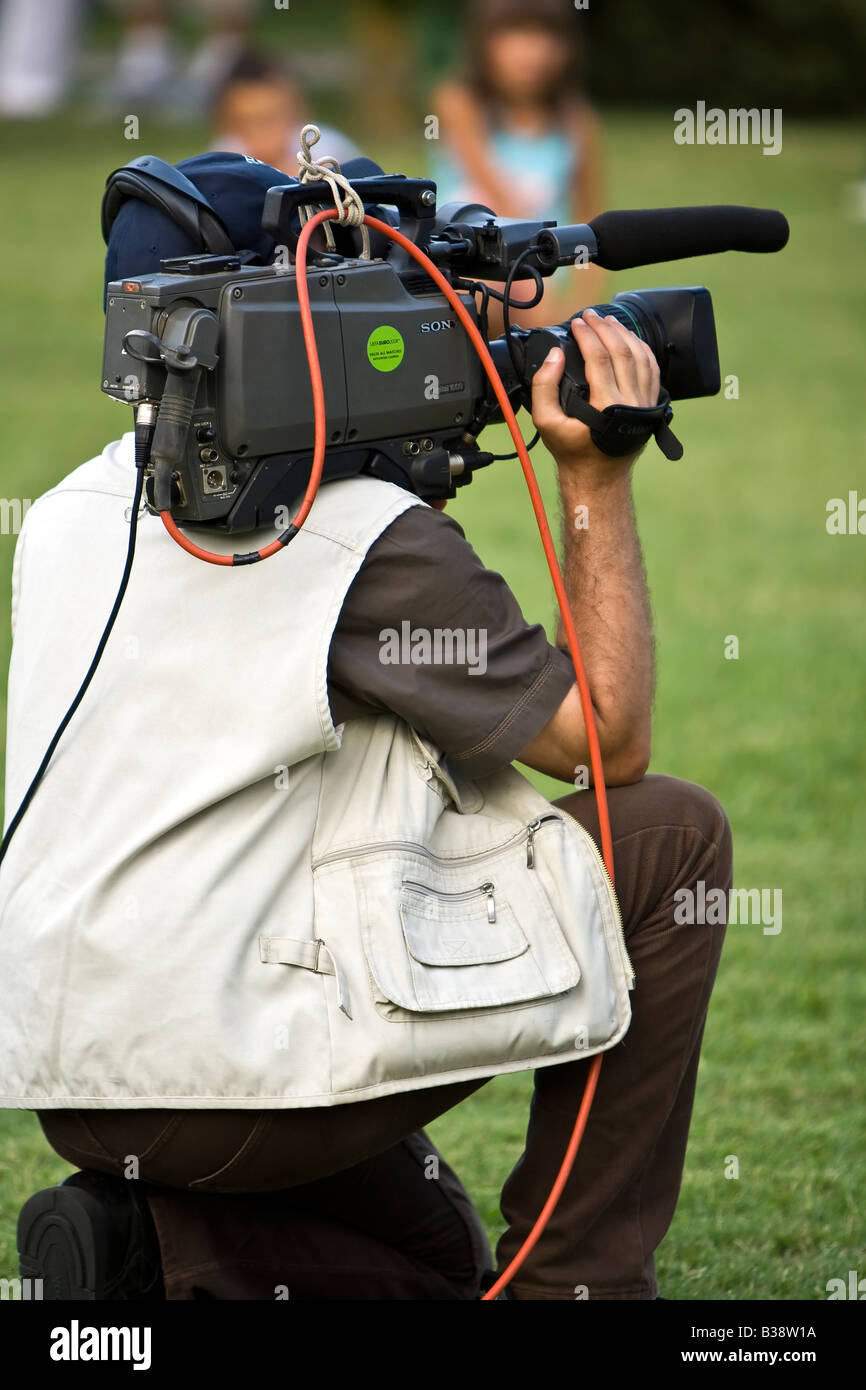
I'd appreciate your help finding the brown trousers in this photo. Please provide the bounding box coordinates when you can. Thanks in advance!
[38,774,732,1300]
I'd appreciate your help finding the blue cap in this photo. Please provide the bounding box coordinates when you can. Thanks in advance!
[103,150,389,306]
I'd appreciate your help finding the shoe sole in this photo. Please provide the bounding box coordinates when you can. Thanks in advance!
[18,1186,114,1300]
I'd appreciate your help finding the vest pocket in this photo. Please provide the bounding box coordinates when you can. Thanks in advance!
[401,880,525,964]
[352,831,582,1016]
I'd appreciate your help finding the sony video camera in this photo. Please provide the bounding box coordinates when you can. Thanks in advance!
[101,169,787,533]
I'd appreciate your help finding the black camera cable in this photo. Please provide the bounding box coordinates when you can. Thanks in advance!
[501,244,544,380]
[0,410,154,870]
[486,430,540,462]
[461,251,544,462]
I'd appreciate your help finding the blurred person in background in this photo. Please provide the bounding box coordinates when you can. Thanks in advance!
[0,0,261,122]
[102,0,257,114]
[213,50,360,174]
[0,0,84,117]
[430,0,605,327]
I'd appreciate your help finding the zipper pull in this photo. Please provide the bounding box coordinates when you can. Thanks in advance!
[526,818,542,869]
[481,882,496,923]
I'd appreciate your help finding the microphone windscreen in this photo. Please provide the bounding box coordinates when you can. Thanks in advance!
[588,206,789,270]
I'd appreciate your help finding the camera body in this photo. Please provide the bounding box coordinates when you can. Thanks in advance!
[103,255,487,531]
[102,176,722,532]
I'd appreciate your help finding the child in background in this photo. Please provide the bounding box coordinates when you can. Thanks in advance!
[213,51,360,176]
[430,0,605,327]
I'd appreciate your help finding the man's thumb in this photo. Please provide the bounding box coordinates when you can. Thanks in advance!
[530,346,565,426]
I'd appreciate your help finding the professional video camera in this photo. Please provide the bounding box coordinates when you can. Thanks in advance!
[101,169,789,534]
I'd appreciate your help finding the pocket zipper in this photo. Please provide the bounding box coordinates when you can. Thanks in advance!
[525,814,559,868]
[313,816,557,873]
[403,879,497,923]
[312,811,634,987]
[523,814,633,990]
[574,820,635,991]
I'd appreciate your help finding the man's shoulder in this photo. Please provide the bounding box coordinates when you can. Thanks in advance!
[361,499,471,558]
[340,499,509,622]
[26,435,135,523]
[298,475,426,552]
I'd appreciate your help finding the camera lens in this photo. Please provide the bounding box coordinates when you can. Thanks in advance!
[564,299,661,358]
[556,289,719,400]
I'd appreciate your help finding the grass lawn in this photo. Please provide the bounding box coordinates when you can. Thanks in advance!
[0,110,863,1299]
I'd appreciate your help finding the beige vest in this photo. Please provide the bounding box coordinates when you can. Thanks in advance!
[0,433,632,1109]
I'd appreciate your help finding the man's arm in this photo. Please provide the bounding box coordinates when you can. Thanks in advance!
[516,309,659,786]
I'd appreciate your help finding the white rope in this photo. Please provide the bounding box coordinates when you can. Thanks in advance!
[295,122,371,260]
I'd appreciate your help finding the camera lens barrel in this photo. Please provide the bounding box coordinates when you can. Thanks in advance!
[485,285,719,426]
[553,288,719,400]
[559,297,661,355]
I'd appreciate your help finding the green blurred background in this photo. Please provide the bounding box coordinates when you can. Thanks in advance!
[0,1,864,1299]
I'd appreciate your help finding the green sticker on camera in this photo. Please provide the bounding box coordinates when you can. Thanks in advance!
[366,325,404,372]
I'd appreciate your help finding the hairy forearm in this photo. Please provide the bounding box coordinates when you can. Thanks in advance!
[519,311,661,782]
[555,462,654,766]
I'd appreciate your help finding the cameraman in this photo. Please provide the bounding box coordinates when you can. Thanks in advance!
[1,155,731,1301]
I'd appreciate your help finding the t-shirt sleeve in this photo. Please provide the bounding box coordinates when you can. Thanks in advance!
[327,502,575,779]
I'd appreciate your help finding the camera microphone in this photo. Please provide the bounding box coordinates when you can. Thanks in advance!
[588,205,790,271]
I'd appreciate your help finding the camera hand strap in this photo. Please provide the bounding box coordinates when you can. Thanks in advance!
[559,380,684,461]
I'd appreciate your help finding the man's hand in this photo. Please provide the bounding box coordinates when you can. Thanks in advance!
[529,308,661,472]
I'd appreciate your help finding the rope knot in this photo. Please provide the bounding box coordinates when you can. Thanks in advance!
[296,123,371,258]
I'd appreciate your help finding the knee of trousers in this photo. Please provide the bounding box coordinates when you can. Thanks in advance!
[644,774,732,860]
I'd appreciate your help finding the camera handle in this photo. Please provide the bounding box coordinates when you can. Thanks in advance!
[261,175,438,272]
[124,307,219,511]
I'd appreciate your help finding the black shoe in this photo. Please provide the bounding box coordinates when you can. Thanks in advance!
[17,1169,164,1300]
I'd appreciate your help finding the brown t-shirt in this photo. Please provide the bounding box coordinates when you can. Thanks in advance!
[327,503,575,779]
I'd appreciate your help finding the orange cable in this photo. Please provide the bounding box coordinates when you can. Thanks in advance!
[158,207,617,1298]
